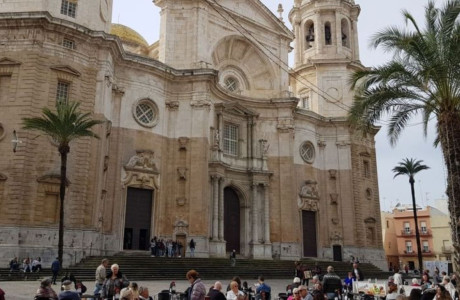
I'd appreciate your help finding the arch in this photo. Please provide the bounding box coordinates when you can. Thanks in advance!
[210,35,275,92]
[304,20,315,49]
[324,22,332,45]
[341,18,350,48]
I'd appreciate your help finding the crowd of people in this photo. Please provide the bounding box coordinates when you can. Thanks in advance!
[28,256,460,300]
[150,237,185,258]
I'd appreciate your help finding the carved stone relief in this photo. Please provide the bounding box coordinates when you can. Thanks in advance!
[177,167,187,180]
[123,150,159,189]
[178,137,189,151]
[299,180,319,199]
[176,197,186,206]
[173,219,189,236]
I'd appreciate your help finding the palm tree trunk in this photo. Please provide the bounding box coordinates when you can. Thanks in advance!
[58,146,69,265]
[438,112,460,274]
[410,177,423,274]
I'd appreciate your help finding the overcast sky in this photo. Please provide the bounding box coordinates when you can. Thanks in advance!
[112,0,447,211]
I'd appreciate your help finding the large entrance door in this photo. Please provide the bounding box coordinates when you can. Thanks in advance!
[302,210,317,257]
[124,187,153,250]
[224,187,240,253]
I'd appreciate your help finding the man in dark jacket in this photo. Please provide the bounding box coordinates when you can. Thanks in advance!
[51,258,60,285]
[322,266,342,300]
[351,263,364,281]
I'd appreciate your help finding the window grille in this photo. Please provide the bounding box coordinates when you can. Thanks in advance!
[224,77,239,92]
[62,39,76,50]
[61,0,77,18]
[223,124,238,156]
[56,81,70,104]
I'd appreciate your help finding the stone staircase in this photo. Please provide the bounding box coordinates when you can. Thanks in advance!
[0,253,392,281]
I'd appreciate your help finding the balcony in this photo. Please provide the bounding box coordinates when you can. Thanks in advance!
[401,250,434,257]
[398,229,431,237]
[442,246,453,254]
[400,229,414,236]
[419,229,432,236]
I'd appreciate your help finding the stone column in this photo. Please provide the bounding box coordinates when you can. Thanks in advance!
[295,20,302,67]
[218,177,224,240]
[212,176,218,240]
[252,183,259,243]
[263,183,270,243]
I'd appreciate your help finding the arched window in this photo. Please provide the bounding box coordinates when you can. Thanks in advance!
[325,22,332,45]
[341,18,350,48]
[305,20,315,49]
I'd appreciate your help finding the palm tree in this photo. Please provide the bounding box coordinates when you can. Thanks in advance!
[22,101,103,265]
[392,158,429,274]
[348,0,460,268]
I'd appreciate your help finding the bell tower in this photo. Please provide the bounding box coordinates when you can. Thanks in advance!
[289,0,363,118]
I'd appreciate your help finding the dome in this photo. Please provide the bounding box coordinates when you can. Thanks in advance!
[110,24,149,48]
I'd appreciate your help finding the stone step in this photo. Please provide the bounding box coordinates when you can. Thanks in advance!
[0,256,391,282]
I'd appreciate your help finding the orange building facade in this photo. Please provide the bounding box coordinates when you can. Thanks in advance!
[382,205,436,271]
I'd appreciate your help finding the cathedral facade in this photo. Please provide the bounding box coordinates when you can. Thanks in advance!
[0,0,385,268]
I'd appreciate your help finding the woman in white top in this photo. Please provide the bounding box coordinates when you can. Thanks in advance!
[226,281,245,300]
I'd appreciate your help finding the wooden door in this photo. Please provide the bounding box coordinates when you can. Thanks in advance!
[124,187,153,250]
[333,245,342,261]
[302,210,317,257]
[224,187,240,253]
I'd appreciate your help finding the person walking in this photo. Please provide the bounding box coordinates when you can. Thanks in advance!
[189,239,196,257]
[186,270,206,300]
[51,257,60,285]
[230,250,236,267]
[94,258,109,296]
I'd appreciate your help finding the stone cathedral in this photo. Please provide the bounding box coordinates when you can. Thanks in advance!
[0,0,385,268]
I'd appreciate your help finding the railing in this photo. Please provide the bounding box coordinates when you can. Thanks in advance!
[401,229,414,236]
[419,229,431,235]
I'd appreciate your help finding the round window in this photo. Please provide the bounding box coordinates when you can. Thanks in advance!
[224,76,239,92]
[133,99,159,128]
[300,141,315,163]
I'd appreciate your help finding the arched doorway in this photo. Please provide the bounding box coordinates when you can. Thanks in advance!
[224,187,240,253]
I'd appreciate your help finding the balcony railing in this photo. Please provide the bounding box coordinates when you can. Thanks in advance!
[402,250,433,256]
[401,229,414,236]
[419,229,432,236]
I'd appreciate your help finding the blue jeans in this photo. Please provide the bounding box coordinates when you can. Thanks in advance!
[94,283,103,296]
[326,292,337,300]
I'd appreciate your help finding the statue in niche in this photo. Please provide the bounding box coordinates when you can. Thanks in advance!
[299,180,319,199]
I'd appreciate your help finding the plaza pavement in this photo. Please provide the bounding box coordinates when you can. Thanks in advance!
[0,278,296,300]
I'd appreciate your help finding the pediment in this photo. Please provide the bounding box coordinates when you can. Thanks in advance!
[50,65,81,77]
[216,102,258,117]
[0,57,21,66]
[364,217,376,224]
[216,0,294,39]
